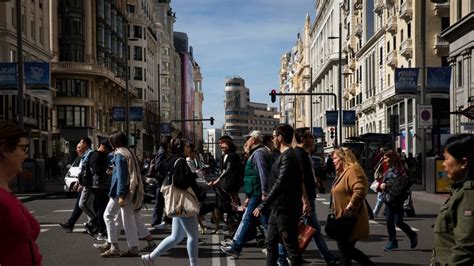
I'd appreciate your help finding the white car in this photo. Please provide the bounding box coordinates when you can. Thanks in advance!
[63,156,82,194]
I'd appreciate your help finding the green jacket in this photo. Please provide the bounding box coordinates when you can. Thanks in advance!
[243,146,273,197]
[433,180,474,265]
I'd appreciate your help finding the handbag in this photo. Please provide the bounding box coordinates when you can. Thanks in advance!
[370,179,380,192]
[325,213,356,241]
[161,158,199,217]
[298,217,316,251]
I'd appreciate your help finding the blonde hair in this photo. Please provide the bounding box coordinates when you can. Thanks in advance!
[334,147,366,177]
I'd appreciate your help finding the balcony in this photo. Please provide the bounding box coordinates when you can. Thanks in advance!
[386,50,398,68]
[349,58,357,71]
[350,83,358,96]
[433,34,449,56]
[361,97,376,113]
[354,0,362,10]
[51,62,126,89]
[343,89,351,100]
[374,0,384,14]
[343,64,352,76]
[399,0,413,21]
[355,24,363,37]
[399,38,413,58]
[386,15,397,34]
[433,1,450,17]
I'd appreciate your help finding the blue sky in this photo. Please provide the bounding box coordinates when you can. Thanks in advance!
[171,0,315,128]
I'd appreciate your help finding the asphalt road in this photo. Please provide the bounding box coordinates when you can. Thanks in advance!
[26,191,444,266]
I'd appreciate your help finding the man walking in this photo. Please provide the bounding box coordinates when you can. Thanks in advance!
[294,127,338,265]
[220,130,273,257]
[254,124,304,266]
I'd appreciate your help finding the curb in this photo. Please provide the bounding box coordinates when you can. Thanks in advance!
[19,191,67,203]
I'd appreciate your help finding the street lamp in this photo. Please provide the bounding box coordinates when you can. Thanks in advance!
[328,17,343,147]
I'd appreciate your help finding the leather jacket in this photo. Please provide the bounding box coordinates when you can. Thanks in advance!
[258,147,303,212]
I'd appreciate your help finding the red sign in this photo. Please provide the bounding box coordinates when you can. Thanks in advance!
[461,105,474,120]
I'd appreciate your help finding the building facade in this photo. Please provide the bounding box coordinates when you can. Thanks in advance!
[224,76,279,149]
[206,128,222,163]
[442,2,474,134]
[192,54,204,151]
[0,0,53,159]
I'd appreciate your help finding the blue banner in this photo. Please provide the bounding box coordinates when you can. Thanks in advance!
[326,111,338,127]
[427,67,451,94]
[0,63,17,89]
[25,62,50,90]
[112,107,126,122]
[312,127,324,138]
[160,123,171,134]
[130,107,143,121]
[395,68,419,95]
[343,110,356,126]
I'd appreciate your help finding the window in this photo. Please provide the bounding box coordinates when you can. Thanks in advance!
[133,46,142,61]
[457,0,462,19]
[387,41,390,52]
[133,25,142,38]
[56,79,88,97]
[458,61,463,87]
[30,20,35,41]
[134,67,143,80]
[57,106,87,127]
[407,22,411,38]
[379,47,383,65]
[11,7,15,27]
[127,4,135,13]
[400,29,404,42]
[393,36,396,50]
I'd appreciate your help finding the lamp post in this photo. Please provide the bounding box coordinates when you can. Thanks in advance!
[328,15,343,147]
[15,0,24,129]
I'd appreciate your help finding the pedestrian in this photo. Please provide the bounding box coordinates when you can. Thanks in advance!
[432,134,474,265]
[372,150,388,218]
[379,149,417,251]
[331,147,375,266]
[141,138,200,265]
[59,139,90,232]
[150,135,173,230]
[0,121,43,265]
[99,132,154,257]
[293,127,338,265]
[253,124,304,266]
[76,137,96,235]
[220,130,273,257]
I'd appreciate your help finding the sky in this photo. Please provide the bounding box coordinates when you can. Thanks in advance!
[171,0,315,128]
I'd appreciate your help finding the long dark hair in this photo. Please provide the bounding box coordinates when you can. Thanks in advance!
[444,134,474,180]
[0,121,27,160]
[109,132,128,149]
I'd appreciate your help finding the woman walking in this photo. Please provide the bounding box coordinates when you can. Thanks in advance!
[331,147,375,266]
[142,139,200,265]
[380,150,417,251]
[0,121,43,266]
[433,134,474,264]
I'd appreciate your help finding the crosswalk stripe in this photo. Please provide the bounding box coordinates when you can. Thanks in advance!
[211,234,221,266]
[315,198,326,201]
[40,224,59,227]
[53,209,73,213]
[321,202,330,205]
[40,229,49,233]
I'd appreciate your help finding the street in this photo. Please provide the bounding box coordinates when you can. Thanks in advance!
[26,189,446,265]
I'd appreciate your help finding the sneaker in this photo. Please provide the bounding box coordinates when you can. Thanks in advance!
[84,222,96,237]
[59,223,73,233]
[220,246,240,258]
[93,242,111,253]
[141,254,154,266]
[409,232,418,249]
[220,239,233,247]
[384,240,399,251]
[154,222,167,230]
[95,233,107,241]
[100,248,121,258]
[140,242,157,253]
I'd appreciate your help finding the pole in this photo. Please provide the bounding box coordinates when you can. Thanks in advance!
[16,0,24,129]
[157,64,161,146]
[125,25,130,137]
[337,14,343,147]
[421,0,427,191]
[310,67,313,133]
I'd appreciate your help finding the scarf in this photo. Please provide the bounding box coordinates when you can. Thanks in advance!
[115,147,144,210]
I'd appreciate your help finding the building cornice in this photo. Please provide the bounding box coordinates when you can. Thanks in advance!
[441,11,474,42]
[355,27,385,59]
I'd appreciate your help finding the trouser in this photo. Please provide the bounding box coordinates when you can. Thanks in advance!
[232,195,268,252]
[150,216,199,266]
[91,188,109,234]
[266,209,301,266]
[79,187,95,221]
[104,197,150,249]
[152,184,165,226]
[385,204,416,242]
[67,192,83,226]
[373,191,385,216]
[336,240,375,266]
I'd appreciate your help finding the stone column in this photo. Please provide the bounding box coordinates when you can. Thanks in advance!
[84,1,93,63]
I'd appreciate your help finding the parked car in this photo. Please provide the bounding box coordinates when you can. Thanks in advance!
[63,156,82,196]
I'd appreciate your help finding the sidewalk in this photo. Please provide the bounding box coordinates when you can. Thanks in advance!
[16,181,65,203]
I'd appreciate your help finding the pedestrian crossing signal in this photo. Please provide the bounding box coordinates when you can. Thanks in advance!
[210,117,214,126]
[270,90,277,103]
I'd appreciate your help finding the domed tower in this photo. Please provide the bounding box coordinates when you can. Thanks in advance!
[223,76,250,148]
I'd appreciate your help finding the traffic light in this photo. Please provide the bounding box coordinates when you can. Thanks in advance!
[330,127,335,139]
[270,89,277,103]
[210,117,214,126]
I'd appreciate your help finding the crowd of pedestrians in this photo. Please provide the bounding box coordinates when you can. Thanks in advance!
[1,119,473,266]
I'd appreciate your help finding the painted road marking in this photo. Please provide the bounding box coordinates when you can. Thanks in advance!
[211,234,221,266]
[53,209,73,213]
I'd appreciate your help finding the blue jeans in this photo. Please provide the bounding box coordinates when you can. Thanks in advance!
[149,216,199,265]
[278,199,336,262]
[232,195,268,252]
[373,191,384,216]
[385,204,415,243]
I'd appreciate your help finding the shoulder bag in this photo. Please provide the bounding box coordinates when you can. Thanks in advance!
[161,158,199,217]
[298,216,317,251]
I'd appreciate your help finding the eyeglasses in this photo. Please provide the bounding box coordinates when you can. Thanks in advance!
[17,144,29,153]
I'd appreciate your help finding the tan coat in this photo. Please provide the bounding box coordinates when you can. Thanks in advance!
[331,165,369,241]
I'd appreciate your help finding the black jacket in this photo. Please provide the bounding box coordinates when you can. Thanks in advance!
[258,148,303,213]
[89,150,111,189]
[218,152,243,193]
[165,155,199,197]
[294,146,316,200]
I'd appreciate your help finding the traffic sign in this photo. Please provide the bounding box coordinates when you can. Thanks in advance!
[419,105,432,128]
[460,105,474,120]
